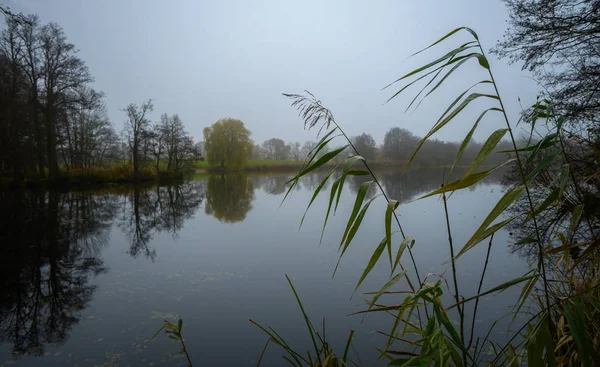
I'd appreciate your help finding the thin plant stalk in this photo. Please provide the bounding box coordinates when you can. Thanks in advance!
[325,114,429,322]
[442,189,466,365]
[468,233,494,350]
[477,43,552,317]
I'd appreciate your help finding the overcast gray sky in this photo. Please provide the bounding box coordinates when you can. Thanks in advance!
[7,0,540,145]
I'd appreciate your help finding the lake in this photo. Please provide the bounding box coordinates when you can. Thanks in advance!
[0,169,530,366]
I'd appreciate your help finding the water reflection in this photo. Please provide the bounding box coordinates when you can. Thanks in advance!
[119,182,205,259]
[248,168,506,204]
[379,167,504,203]
[253,175,290,195]
[0,190,114,357]
[205,174,255,223]
[0,170,509,363]
[0,181,205,358]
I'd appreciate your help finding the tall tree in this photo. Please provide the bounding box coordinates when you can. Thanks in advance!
[0,17,28,179]
[159,113,191,170]
[203,118,252,168]
[61,88,117,168]
[39,22,92,178]
[124,99,153,178]
[17,15,45,174]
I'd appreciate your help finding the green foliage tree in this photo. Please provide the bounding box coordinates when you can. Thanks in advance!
[203,118,252,169]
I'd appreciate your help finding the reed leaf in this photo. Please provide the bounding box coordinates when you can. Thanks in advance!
[340,180,374,250]
[449,108,503,179]
[463,128,508,178]
[385,200,400,268]
[457,185,526,258]
[335,155,365,213]
[334,195,381,277]
[448,271,537,309]
[353,237,388,296]
[364,271,408,313]
[392,237,414,275]
[409,27,479,58]
[569,205,584,234]
[285,274,322,366]
[320,177,341,244]
[418,161,514,200]
[408,91,498,166]
[299,168,336,229]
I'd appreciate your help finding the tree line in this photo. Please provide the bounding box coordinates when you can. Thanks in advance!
[208,126,514,168]
[0,14,201,182]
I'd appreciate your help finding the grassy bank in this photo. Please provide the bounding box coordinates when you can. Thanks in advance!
[0,164,186,189]
[191,159,452,173]
[192,159,477,173]
[193,159,310,173]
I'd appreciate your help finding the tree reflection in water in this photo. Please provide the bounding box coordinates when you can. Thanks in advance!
[0,181,206,358]
[205,174,255,223]
[119,181,206,259]
[0,190,116,357]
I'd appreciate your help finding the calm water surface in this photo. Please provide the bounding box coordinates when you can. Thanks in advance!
[0,169,529,366]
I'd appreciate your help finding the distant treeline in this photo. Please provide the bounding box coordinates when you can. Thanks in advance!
[251,128,513,167]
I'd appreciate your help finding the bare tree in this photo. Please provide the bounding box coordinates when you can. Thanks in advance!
[123,99,153,178]
[263,138,290,160]
[289,141,302,161]
[493,0,600,129]
[39,22,92,178]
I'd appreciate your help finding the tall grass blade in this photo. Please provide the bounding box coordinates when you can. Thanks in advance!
[463,128,508,178]
[408,91,499,166]
[449,108,502,179]
[392,237,414,275]
[384,44,478,92]
[457,185,526,258]
[285,274,322,366]
[557,163,570,200]
[353,236,387,295]
[385,200,400,268]
[418,161,514,200]
[365,270,408,312]
[448,271,537,309]
[525,152,558,183]
[569,204,584,234]
[334,195,381,277]
[408,27,479,58]
[342,330,355,364]
[299,168,336,229]
[256,338,271,367]
[320,177,341,244]
[300,145,349,179]
[335,156,365,213]
[340,180,374,250]
[563,301,598,366]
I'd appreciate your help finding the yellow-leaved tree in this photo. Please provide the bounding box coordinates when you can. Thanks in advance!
[203,118,253,169]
